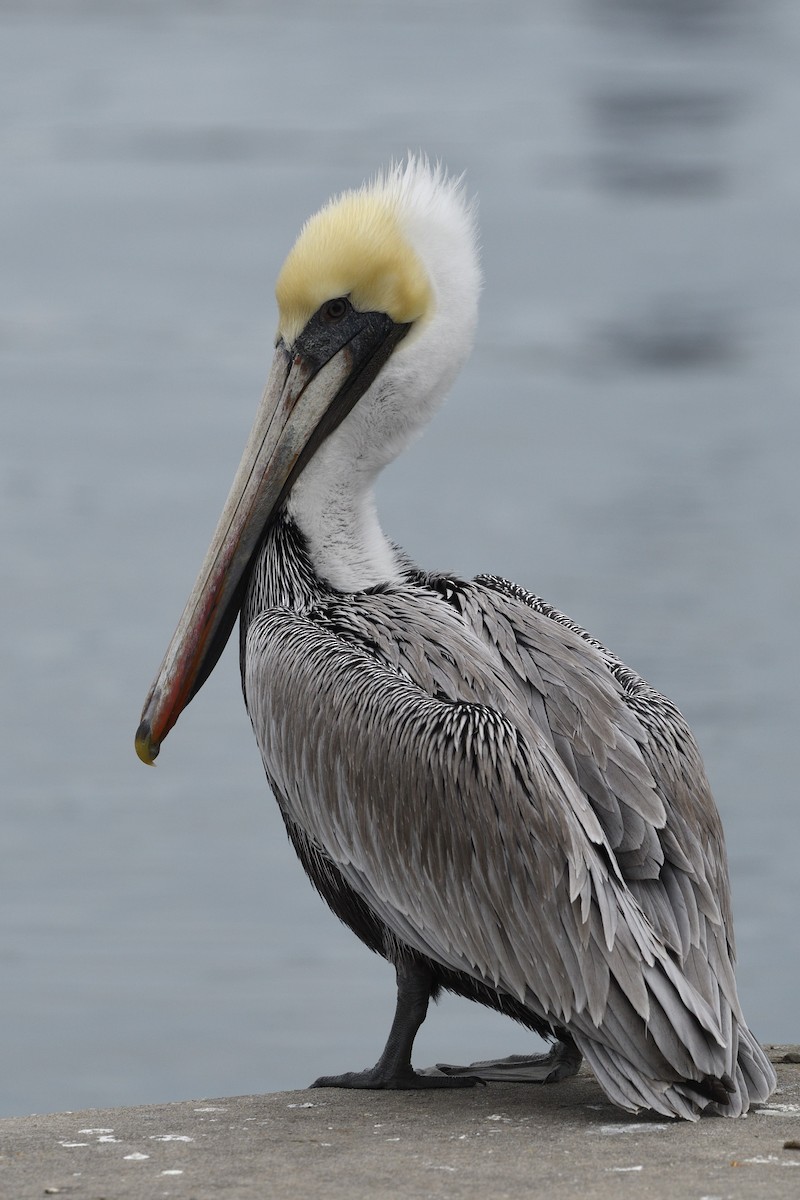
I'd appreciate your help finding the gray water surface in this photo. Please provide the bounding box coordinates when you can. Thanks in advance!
[2,0,798,1118]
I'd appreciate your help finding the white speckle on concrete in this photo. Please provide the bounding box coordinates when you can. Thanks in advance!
[96,1135,120,1143]
[607,1165,643,1172]
[755,1103,800,1116]
[486,1114,510,1122]
[79,1128,114,1135]
[123,1152,150,1161]
[287,1101,317,1109]
[58,1142,89,1148]
[194,1106,227,1113]
[597,1123,670,1135]
[161,1170,184,1176]
[386,1137,401,1142]
[149,1134,194,1142]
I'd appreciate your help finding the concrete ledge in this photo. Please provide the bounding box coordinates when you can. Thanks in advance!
[1,1046,798,1199]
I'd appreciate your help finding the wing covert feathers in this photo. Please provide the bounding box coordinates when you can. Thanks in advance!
[244,565,775,1119]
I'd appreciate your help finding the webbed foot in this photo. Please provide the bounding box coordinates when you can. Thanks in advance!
[434,1038,582,1084]
[312,1066,483,1090]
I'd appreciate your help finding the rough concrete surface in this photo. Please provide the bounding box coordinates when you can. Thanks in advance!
[1,1046,798,1200]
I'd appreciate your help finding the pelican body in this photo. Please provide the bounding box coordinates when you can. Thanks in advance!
[136,160,775,1119]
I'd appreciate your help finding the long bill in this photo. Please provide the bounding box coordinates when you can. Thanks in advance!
[135,310,409,765]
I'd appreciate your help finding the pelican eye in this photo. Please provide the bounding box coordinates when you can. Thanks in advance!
[322,297,349,323]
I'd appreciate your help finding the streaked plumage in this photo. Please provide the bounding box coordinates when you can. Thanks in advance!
[137,158,775,1119]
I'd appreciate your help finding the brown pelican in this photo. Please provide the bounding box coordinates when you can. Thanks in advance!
[136,158,775,1119]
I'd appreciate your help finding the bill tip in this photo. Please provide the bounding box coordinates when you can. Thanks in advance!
[135,720,160,766]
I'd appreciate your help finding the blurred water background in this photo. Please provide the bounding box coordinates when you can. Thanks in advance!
[1,0,798,1118]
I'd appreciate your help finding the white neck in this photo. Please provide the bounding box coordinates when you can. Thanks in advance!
[285,446,403,593]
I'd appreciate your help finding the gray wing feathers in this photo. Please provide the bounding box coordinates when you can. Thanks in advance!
[471,576,774,1111]
[245,581,774,1118]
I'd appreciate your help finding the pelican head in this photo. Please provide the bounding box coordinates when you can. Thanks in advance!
[136,158,480,765]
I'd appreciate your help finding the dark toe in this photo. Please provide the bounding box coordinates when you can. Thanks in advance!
[311,1068,483,1090]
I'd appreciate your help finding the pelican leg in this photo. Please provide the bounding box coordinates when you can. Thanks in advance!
[433,1031,582,1084]
[312,960,483,1090]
